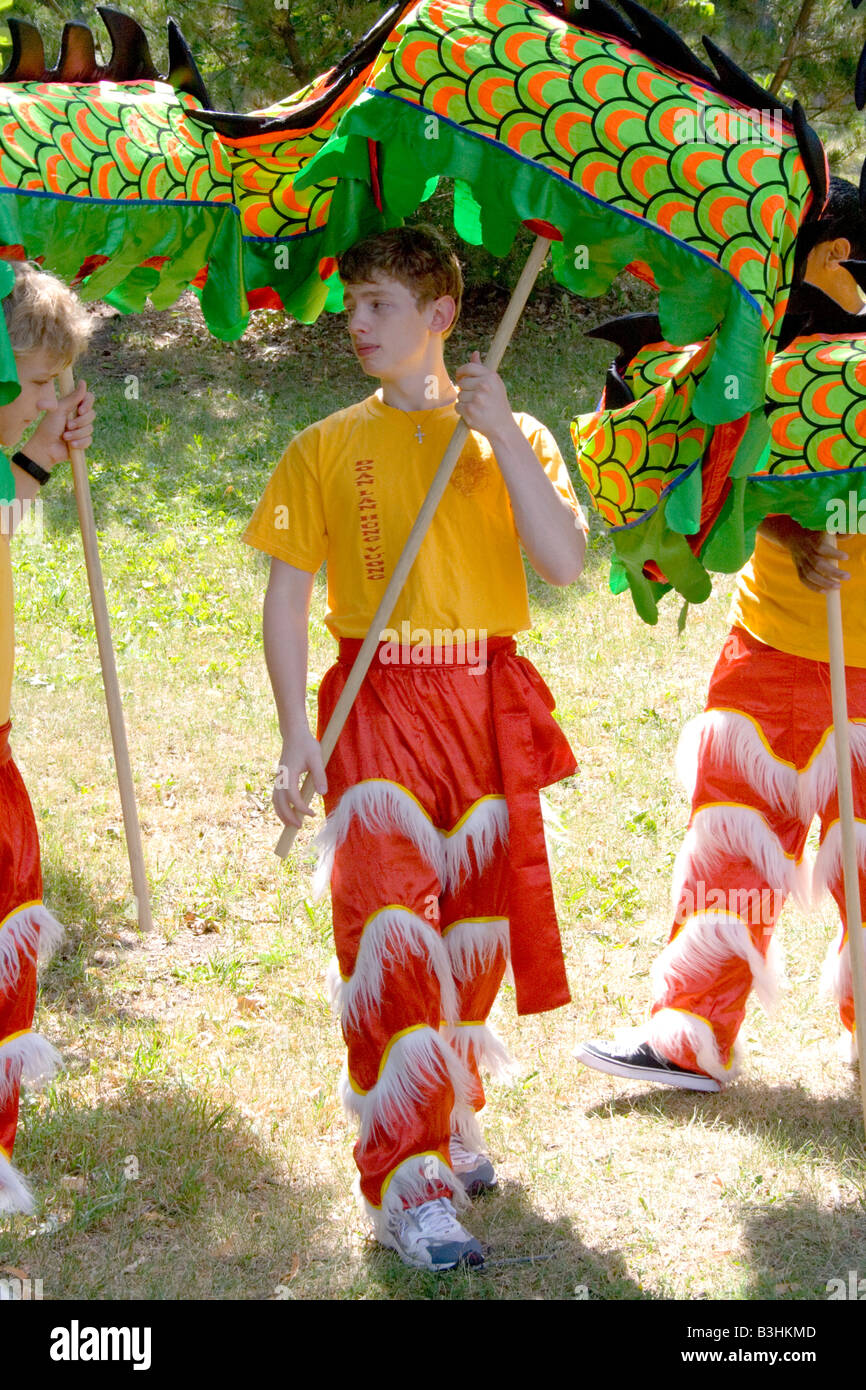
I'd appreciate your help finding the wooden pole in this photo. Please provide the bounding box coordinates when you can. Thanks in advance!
[61,366,152,931]
[275,232,553,859]
[824,534,866,1130]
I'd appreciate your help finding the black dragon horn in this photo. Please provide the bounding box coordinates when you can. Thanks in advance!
[856,36,866,109]
[55,22,100,82]
[190,0,412,137]
[167,19,210,108]
[554,0,639,45]
[616,0,718,87]
[97,8,159,81]
[791,100,828,221]
[586,312,664,364]
[0,7,210,104]
[1,19,45,82]
[702,37,792,121]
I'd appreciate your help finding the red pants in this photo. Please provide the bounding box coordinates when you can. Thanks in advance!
[315,639,575,1234]
[0,721,63,1212]
[639,628,865,1082]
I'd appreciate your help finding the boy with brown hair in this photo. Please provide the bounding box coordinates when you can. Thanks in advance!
[245,224,587,1270]
[0,260,94,1212]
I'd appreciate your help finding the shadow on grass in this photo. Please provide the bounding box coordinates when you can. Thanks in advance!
[0,1081,335,1300]
[41,858,131,936]
[585,1079,866,1301]
[738,1194,866,1300]
[37,858,190,1031]
[585,1081,866,1172]
[358,1178,648,1301]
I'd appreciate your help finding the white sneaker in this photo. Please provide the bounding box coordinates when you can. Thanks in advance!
[450,1134,497,1195]
[382,1197,484,1271]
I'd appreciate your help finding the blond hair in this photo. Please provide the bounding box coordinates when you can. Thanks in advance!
[2,261,93,364]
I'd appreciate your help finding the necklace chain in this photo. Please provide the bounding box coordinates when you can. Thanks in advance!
[410,389,458,445]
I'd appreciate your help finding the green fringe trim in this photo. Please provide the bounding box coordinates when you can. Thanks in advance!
[702,466,866,577]
[297,90,768,425]
[0,187,247,340]
[0,184,376,336]
[607,500,713,625]
[607,410,770,621]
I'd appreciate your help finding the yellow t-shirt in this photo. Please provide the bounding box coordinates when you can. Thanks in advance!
[244,394,584,638]
[0,536,12,725]
[730,530,866,667]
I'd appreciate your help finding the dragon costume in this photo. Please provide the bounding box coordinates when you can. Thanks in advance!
[0,1,831,605]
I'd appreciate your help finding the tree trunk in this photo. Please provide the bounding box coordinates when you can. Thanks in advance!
[274,10,309,85]
[769,0,816,96]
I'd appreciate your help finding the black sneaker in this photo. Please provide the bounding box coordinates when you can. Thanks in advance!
[575,1039,721,1092]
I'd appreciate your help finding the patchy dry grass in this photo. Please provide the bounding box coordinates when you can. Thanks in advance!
[2,290,864,1303]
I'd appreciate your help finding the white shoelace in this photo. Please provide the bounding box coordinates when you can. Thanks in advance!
[413,1198,461,1236]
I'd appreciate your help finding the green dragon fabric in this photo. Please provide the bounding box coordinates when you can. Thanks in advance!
[0,2,813,387]
[574,331,866,619]
[0,257,19,501]
[729,333,866,546]
[573,336,714,614]
[0,0,842,595]
[297,0,813,424]
[0,73,366,336]
[0,78,246,336]
[574,338,709,532]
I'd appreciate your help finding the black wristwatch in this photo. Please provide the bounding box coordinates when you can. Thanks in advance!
[12,451,51,485]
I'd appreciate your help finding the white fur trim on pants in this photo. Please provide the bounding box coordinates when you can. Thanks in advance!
[312,780,508,899]
[633,1007,744,1085]
[342,1025,476,1150]
[652,912,785,1016]
[676,709,866,823]
[327,907,459,1030]
[450,1100,486,1153]
[357,1152,467,1243]
[820,925,852,1010]
[0,904,64,993]
[812,819,866,908]
[0,1150,34,1215]
[0,1032,63,1105]
[442,1021,518,1082]
[443,917,510,982]
[672,804,809,911]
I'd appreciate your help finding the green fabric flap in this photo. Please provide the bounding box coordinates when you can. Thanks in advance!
[664,456,704,536]
[0,257,18,406]
[0,189,248,341]
[0,448,13,502]
[297,93,759,425]
[609,498,715,623]
[0,258,18,499]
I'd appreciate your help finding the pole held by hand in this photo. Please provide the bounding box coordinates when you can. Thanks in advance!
[824,532,866,1134]
[61,366,152,931]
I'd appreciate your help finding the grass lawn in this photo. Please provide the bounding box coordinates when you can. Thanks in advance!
[1,283,864,1302]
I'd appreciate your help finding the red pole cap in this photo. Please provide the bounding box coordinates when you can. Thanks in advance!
[521,218,563,241]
